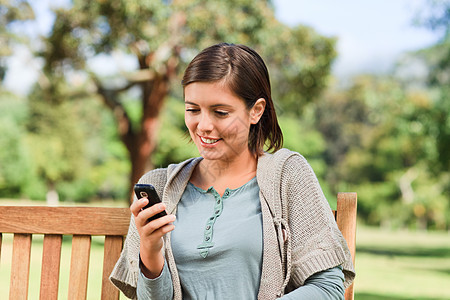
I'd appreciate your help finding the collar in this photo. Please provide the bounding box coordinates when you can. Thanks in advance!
[162,148,298,216]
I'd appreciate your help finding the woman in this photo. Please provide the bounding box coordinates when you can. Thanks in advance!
[110,43,355,299]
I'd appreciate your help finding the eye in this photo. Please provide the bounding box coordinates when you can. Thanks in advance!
[186,108,200,114]
[215,111,229,117]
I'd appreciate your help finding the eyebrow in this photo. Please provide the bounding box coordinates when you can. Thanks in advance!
[184,101,233,108]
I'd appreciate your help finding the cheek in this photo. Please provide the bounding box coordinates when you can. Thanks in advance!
[184,114,196,131]
[221,117,251,139]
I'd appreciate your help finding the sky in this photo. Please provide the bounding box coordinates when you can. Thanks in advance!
[3,0,442,94]
[273,0,441,77]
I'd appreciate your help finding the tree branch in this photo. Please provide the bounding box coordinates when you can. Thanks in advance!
[90,73,135,151]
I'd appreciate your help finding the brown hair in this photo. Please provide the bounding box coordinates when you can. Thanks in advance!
[182,43,283,156]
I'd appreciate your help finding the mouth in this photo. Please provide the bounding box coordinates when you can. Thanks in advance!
[199,136,221,145]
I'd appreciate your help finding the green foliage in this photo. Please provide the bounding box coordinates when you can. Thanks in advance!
[414,42,450,174]
[0,0,34,81]
[264,25,337,115]
[0,90,31,196]
[316,75,450,229]
[23,82,84,200]
[152,97,198,168]
[59,96,130,202]
[0,79,130,202]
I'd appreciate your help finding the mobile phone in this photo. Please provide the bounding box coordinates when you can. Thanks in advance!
[134,184,167,222]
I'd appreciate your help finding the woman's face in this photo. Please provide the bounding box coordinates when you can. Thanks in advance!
[184,81,264,162]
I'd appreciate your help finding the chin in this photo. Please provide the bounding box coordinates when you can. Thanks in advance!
[195,147,223,160]
[198,150,221,160]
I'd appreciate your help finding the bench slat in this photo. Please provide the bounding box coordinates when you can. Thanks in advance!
[0,207,130,235]
[68,235,91,300]
[10,233,32,300]
[337,192,357,300]
[40,234,63,300]
[101,235,124,300]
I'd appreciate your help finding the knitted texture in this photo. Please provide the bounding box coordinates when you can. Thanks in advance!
[109,168,168,299]
[109,149,355,299]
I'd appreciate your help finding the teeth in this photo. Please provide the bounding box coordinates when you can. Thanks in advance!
[201,137,219,144]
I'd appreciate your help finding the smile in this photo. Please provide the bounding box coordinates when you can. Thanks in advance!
[200,137,221,144]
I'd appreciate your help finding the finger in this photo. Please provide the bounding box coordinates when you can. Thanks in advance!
[139,203,167,222]
[151,223,176,239]
[143,214,176,235]
[130,197,149,217]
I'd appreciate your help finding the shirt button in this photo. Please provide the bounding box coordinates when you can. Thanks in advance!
[217,199,221,204]
[205,236,210,241]
[206,225,211,230]
[215,210,220,215]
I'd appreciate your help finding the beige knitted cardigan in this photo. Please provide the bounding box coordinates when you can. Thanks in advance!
[110,149,355,299]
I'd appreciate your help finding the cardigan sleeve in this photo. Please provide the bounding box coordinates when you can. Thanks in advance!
[109,168,168,299]
[281,154,355,290]
[109,214,141,299]
[279,266,345,300]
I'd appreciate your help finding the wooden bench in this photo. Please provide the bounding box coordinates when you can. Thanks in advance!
[0,192,356,300]
[336,192,357,300]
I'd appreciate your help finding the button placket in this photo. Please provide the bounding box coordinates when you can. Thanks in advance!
[197,189,225,258]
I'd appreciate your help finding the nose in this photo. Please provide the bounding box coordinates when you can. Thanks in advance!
[197,112,214,133]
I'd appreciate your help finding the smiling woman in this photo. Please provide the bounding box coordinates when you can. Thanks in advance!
[182,43,283,157]
[110,43,355,300]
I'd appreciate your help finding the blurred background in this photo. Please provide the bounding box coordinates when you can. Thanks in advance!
[0,0,449,299]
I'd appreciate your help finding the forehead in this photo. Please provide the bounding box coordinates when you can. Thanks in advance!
[184,82,244,106]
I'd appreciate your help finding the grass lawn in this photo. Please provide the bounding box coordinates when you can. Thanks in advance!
[354,226,450,300]
[1,224,449,299]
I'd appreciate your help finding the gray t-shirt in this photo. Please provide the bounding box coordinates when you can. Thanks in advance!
[171,177,263,299]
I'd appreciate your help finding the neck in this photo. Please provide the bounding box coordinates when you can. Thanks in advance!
[195,149,258,187]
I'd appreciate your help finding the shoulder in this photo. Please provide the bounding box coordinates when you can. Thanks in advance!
[138,168,168,185]
[137,168,168,197]
[259,148,308,164]
[137,157,201,193]
[258,148,311,178]
[138,156,201,184]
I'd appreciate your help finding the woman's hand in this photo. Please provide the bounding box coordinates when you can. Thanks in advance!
[130,197,176,279]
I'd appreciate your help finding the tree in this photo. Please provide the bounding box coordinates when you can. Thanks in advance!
[0,90,31,196]
[25,75,85,204]
[0,0,34,81]
[6,0,336,203]
[418,0,450,174]
[415,0,450,228]
[315,73,449,229]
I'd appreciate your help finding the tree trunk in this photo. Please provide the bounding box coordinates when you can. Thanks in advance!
[46,182,59,206]
[124,77,169,204]
[95,49,177,205]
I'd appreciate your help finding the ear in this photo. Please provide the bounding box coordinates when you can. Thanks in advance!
[250,98,266,124]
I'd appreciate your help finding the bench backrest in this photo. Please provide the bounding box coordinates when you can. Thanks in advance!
[0,206,130,300]
[335,192,357,300]
[0,192,356,300]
